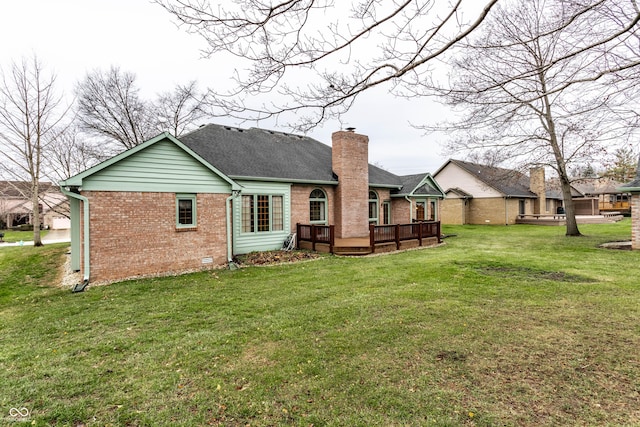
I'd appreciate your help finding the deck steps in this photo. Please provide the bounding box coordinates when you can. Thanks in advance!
[332,245,372,256]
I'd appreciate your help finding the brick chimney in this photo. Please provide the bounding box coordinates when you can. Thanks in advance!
[332,128,370,238]
[530,167,547,214]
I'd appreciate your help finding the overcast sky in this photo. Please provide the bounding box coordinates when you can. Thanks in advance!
[1,0,451,175]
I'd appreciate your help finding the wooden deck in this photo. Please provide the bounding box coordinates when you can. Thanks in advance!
[297,222,442,256]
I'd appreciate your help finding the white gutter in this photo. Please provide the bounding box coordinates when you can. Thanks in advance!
[61,187,90,292]
[226,190,240,270]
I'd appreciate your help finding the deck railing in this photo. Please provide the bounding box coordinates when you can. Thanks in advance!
[297,221,441,253]
[369,221,441,252]
[296,224,335,252]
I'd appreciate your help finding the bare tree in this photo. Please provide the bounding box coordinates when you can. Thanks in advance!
[0,56,68,245]
[75,66,155,150]
[153,0,500,131]
[44,125,107,183]
[153,81,208,137]
[76,68,210,151]
[422,0,640,236]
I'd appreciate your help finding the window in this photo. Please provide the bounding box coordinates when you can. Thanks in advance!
[369,190,379,224]
[309,189,327,224]
[176,194,196,228]
[429,200,436,221]
[242,194,284,233]
[382,201,391,225]
[519,199,526,215]
[415,201,426,221]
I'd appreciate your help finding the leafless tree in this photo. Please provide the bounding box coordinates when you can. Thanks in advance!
[153,81,208,137]
[75,66,154,150]
[0,56,68,245]
[153,0,500,131]
[421,0,640,236]
[76,68,210,151]
[44,125,107,183]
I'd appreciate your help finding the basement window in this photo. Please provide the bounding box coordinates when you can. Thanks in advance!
[176,194,197,229]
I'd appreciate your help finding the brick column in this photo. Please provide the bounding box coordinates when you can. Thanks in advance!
[632,194,640,250]
[529,167,546,214]
[332,129,369,238]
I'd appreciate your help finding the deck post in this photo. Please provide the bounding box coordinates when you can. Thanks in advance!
[329,225,335,253]
[311,224,316,251]
[418,222,423,247]
[395,224,401,250]
[369,224,376,253]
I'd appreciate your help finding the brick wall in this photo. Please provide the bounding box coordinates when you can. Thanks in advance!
[632,194,640,250]
[332,130,370,238]
[290,184,335,231]
[82,191,229,283]
[391,198,412,224]
[463,197,525,225]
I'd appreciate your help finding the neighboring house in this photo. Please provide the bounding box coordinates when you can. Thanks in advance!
[60,124,445,284]
[433,159,575,225]
[618,157,640,249]
[573,177,632,215]
[0,181,70,230]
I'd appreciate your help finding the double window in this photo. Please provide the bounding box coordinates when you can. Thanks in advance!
[242,194,284,233]
[309,189,327,224]
[176,194,197,228]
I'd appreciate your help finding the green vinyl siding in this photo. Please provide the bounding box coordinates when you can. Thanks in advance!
[233,181,291,254]
[81,139,231,193]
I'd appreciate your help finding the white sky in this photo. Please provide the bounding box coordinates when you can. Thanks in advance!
[1,0,451,175]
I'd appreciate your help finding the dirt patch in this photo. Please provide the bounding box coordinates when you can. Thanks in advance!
[233,250,322,266]
[477,265,596,283]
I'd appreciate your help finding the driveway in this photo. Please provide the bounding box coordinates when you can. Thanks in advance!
[0,229,70,248]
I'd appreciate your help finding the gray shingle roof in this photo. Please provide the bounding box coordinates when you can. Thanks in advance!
[448,159,537,198]
[180,123,404,188]
[396,174,442,196]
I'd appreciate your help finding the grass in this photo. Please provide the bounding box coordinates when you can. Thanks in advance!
[0,229,48,243]
[1,220,639,426]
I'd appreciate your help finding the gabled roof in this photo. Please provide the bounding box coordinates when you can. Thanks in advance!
[61,132,240,190]
[435,159,537,198]
[445,187,474,198]
[395,173,445,197]
[180,124,403,188]
[0,181,57,198]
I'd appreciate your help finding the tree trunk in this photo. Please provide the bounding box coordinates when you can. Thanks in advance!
[31,181,43,246]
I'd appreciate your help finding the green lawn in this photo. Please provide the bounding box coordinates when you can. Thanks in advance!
[1,221,639,426]
[0,229,48,243]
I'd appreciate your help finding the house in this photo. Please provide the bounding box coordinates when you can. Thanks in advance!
[0,181,70,230]
[618,157,640,250]
[60,124,445,284]
[433,159,587,225]
[572,177,632,215]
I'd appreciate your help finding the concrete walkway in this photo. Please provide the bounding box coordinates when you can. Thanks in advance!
[0,229,70,248]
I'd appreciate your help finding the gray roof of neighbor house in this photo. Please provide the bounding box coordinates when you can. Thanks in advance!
[180,123,403,188]
[441,159,538,198]
[397,174,443,196]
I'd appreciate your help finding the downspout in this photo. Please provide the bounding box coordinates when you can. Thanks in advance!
[226,190,240,270]
[61,186,90,292]
[505,196,509,225]
[405,196,413,221]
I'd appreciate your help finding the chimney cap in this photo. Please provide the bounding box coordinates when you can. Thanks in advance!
[345,127,356,132]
